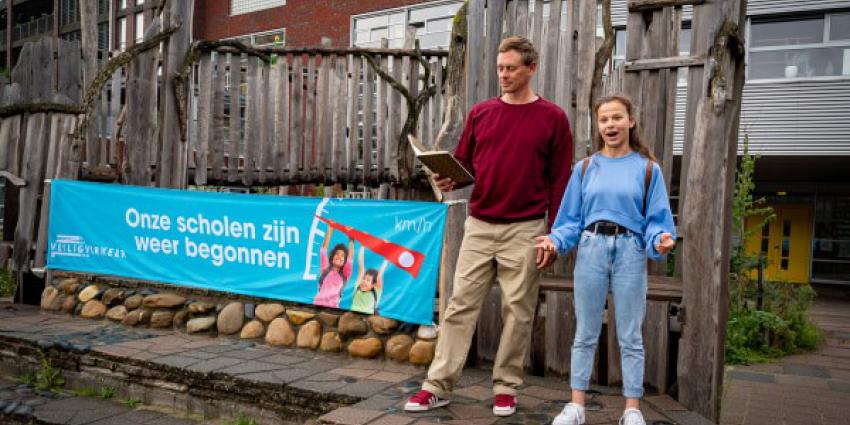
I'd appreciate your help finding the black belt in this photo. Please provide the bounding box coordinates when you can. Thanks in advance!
[585,221,633,236]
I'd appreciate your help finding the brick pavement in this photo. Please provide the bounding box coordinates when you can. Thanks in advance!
[0,302,689,424]
[720,286,850,425]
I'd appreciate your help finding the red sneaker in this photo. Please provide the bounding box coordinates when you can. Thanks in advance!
[493,394,517,416]
[404,390,450,412]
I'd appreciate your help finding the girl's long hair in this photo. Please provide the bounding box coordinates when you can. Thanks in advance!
[593,93,657,162]
[319,243,349,286]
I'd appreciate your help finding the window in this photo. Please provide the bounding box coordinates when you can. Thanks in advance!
[352,1,463,49]
[611,26,690,83]
[228,29,285,47]
[231,0,285,16]
[118,17,127,50]
[748,13,850,80]
[135,13,145,43]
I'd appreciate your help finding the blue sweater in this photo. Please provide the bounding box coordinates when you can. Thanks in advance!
[548,151,676,261]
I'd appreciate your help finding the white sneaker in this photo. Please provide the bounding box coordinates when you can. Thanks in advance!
[552,402,585,425]
[619,408,646,425]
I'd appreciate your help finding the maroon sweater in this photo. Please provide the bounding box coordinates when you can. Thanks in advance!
[454,97,573,228]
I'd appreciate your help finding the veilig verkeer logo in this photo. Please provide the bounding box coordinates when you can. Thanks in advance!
[50,234,126,259]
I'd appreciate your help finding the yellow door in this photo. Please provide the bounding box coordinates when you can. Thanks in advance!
[744,204,812,283]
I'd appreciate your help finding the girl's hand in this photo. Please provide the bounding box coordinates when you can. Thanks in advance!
[655,233,675,255]
[534,235,557,269]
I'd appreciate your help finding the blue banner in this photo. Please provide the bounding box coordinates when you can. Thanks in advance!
[46,180,447,325]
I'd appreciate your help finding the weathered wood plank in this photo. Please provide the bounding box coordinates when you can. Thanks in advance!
[484,0,506,98]
[109,68,122,166]
[574,1,597,159]
[606,294,623,387]
[541,0,563,98]
[80,0,100,165]
[316,54,332,182]
[211,54,227,182]
[643,300,670,394]
[12,113,49,273]
[466,0,485,108]
[375,49,388,181]
[331,55,347,182]
[227,53,241,183]
[157,0,192,189]
[433,60,444,146]
[388,56,403,181]
[0,116,22,174]
[124,36,158,186]
[515,0,529,39]
[545,291,575,376]
[438,201,468,322]
[677,0,747,419]
[275,54,291,181]
[304,55,317,180]
[195,54,212,186]
[624,55,705,72]
[362,55,375,184]
[54,115,77,180]
[290,55,305,182]
[257,61,271,183]
[243,58,258,186]
[346,55,362,183]
[629,0,706,12]
[528,0,545,93]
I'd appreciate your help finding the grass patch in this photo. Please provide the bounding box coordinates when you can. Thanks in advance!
[229,413,258,425]
[123,397,142,408]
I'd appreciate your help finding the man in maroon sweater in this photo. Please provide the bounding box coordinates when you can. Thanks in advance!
[405,36,573,417]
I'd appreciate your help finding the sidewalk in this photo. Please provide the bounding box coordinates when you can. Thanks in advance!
[0,302,692,425]
[720,285,850,425]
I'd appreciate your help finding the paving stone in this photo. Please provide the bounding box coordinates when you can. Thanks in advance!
[454,385,492,401]
[369,371,412,383]
[185,357,243,373]
[783,363,831,378]
[828,379,850,393]
[726,370,776,383]
[336,379,395,399]
[320,406,384,425]
[154,354,201,369]
[218,361,282,376]
[367,414,416,425]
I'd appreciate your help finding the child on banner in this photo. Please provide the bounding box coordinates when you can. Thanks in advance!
[314,227,354,308]
[348,246,389,315]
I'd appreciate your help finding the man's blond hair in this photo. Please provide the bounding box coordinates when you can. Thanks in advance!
[498,36,538,66]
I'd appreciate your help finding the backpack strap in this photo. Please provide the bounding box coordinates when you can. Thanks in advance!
[642,159,653,216]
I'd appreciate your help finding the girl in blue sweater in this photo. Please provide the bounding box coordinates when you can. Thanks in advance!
[535,94,676,425]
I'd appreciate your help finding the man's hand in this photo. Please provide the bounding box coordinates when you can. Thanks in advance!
[432,173,457,192]
[534,235,557,269]
[655,233,675,255]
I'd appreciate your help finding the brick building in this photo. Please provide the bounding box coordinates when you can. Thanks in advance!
[193,0,462,49]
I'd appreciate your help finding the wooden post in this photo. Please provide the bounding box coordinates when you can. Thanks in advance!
[677,0,747,421]
[157,0,193,189]
[80,0,100,166]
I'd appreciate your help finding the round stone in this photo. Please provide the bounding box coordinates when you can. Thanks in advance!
[367,316,399,334]
[101,288,125,306]
[347,337,383,359]
[385,334,415,362]
[58,278,81,295]
[173,310,189,327]
[187,301,216,315]
[255,303,285,322]
[318,312,341,327]
[124,294,144,310]
[409,340,436,365]
[240,320,265,339]
[62,296,77,314]
[78,285,100,302]
[150,311,175,328]
[40,287,61,311]
[186,316,217,334]
[80,300,106,319]
[105,305,128,321]
[296,320,322,349]
[143,293,186,309]
[265,318,295,346]
[319,332,343,352]
[217,302,245,335]
[286,310,316,325]
[338,312,368,339]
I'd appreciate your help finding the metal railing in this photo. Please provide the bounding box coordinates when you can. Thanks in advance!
[13,14,54,43]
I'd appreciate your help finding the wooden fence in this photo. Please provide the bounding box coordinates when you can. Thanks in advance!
[0,0,747,419]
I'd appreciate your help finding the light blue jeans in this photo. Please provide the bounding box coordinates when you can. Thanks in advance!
[570,230,647,399]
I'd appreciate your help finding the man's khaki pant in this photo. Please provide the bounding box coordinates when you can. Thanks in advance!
[423,216,545,397]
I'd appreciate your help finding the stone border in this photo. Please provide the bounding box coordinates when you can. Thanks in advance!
[40,273,439,366]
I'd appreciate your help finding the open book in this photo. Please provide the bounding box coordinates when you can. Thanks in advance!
[408,135,474,186]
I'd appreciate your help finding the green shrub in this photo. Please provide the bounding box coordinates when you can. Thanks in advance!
[0,269,14,297]
[725,279,821,364]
